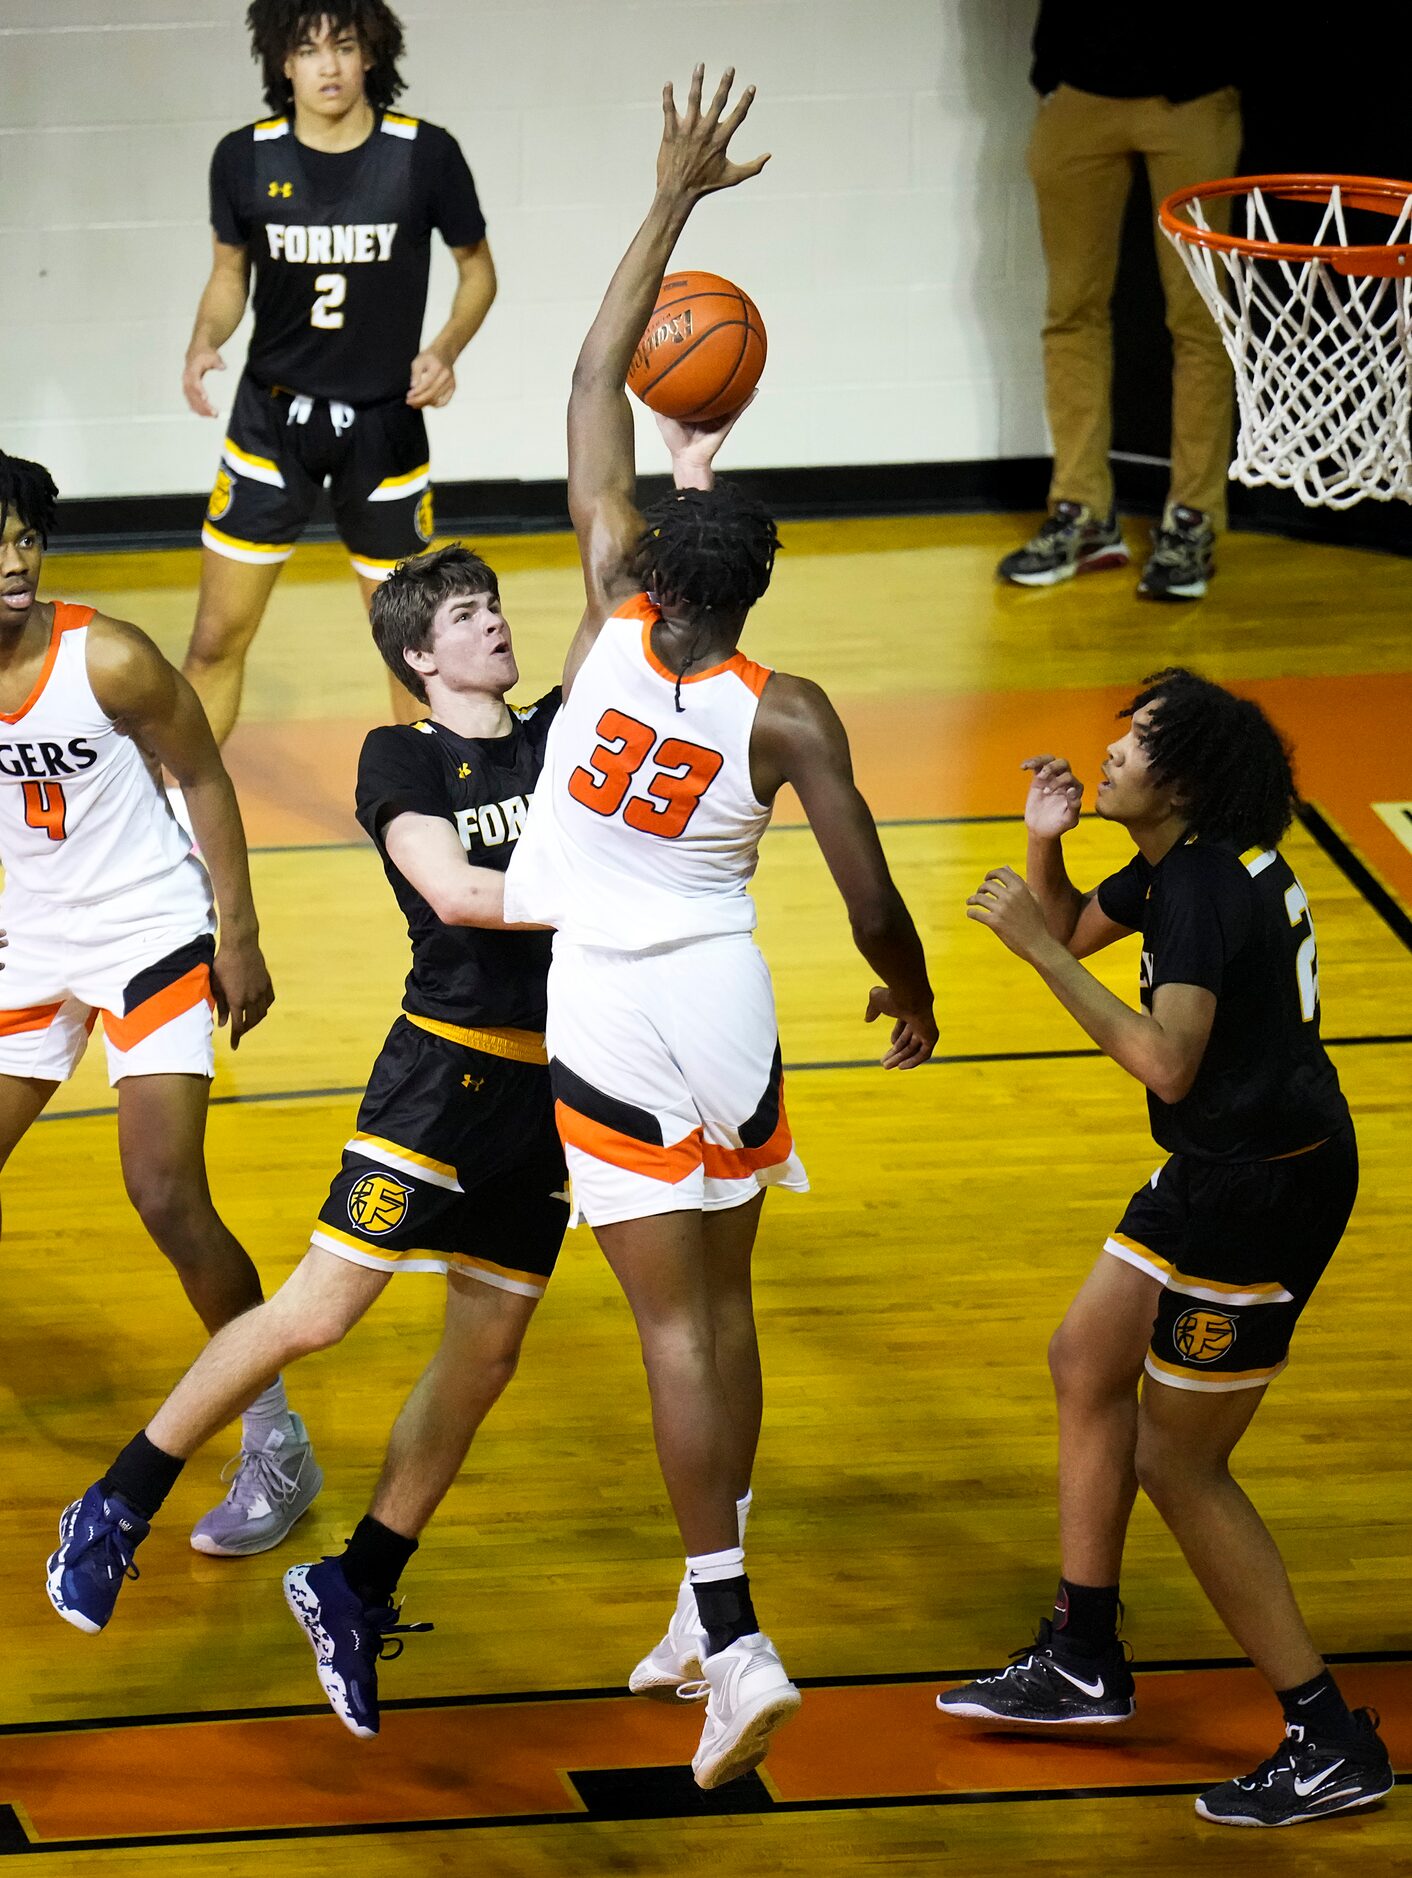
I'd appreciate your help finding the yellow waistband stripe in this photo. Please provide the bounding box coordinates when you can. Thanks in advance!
[407,1013,548,1065]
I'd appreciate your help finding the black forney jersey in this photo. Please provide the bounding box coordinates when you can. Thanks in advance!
[210,111,486,404]
[356,693,560,1030]
[1096,837,1350,1161]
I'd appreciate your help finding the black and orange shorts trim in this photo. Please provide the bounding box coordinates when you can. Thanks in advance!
[1105,1125,1358,1392]
[311,1015,569,1295]
[202,371,434,579]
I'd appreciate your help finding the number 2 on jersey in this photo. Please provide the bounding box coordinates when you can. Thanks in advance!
[311,272,346,329]
[22,780,67,842]
[1284,880,1319,1022]
[568,709,724,840]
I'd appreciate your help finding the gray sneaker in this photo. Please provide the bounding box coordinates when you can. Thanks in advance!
[189,1414,323,1557]
[997,502,1130,587]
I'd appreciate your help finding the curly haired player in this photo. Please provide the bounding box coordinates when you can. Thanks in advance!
[180,1,497,740]
[942,668,1392,1829]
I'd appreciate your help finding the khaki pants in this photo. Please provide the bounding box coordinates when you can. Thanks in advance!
[1028,84,1242,528]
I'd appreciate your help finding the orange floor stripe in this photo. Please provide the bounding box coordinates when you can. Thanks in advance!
[3,1662,1408,1845]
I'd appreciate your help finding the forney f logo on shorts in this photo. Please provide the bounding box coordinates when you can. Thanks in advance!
[347,1171,412,1234]
[207,468,233,522]
[1172,1308,1237,1364]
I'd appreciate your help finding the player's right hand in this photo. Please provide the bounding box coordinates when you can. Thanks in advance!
[864,986,937,1071]
[656,65,770,203]
[182,347,225,419]
[1022,754,1083,838]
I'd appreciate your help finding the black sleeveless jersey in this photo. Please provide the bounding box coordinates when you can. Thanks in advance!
[355,694,560,1032]
[209,111,486,405]
[1097,836,1350,1162]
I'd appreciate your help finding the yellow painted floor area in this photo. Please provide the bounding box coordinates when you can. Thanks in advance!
[3,513,1410,1874]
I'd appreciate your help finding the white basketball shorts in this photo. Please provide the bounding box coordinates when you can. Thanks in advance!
[0,864,217,1085]
[547,932,809,1228]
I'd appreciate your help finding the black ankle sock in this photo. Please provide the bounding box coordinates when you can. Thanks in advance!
[1050,1578,1120,1657]
[1277,1670,1357,1742]
[692,1574,758,1659]
[341,1516,418,1608]
[101,1431,185,1524]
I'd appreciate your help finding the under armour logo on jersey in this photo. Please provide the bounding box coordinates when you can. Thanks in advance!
[267,180,293,198]
[458,763,472,779]
[462,1074,484,1092]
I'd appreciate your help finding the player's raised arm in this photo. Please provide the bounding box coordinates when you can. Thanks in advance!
[753,674,936,1069]
[563,66,769,691]
[86,618,273,1046]
[183,236,250,419]
[1022,754,1135,957]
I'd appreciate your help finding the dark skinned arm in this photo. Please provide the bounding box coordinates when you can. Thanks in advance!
[752,674,936,1069]
[563,65,769,695]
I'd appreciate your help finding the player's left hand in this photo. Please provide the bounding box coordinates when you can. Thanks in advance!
[213,937,275,1048]
[654,394,755,485]
[966,866,1051,962]
[864,986,937,1070]
[408,349,456,409]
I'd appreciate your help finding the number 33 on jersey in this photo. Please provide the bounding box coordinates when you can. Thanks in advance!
[506,594,775,950]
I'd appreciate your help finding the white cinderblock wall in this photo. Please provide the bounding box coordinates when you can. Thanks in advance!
[0,0,1047,499]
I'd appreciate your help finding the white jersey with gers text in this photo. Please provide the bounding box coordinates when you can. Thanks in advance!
[0,604,197,905]
[505,594,773,949]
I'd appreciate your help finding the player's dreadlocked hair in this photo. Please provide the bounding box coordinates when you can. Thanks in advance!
[1121,667,1297,852]
[370,543,500,703]
[636,485,780,623]
[0,451,59,546]
[247,0,407,114]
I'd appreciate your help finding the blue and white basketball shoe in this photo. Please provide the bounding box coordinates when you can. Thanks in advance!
[284,1556,432,1738]
[47,1483,150,1633]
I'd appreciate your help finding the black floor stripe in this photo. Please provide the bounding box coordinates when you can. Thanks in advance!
[7,1647,1407,1739]
[1298,801,1412,953]
[32,1030,1412,1127]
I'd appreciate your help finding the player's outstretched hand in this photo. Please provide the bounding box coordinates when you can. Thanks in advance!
[864,985,937,1071]
[653,393,755,486]
[182,347,225,419]
[657,65,770,204]
[408,348,456,410]
[966,865,1051,962]
[213,937,275,1049]
[1021,754,1084,839]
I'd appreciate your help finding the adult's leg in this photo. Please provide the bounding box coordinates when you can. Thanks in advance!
[1135,1377,1322,1690]
[368,1272,538,1538]
[701,1194,766,1502]
[116,1072,265,1334]
[597,1210,740,1558]
[1143,89,1242,527]
[1028,88,1138,515]
[352,569,423,725]
[182,549,284,745]
[147,1246,389,1460]
[1048,1252,1162,1585]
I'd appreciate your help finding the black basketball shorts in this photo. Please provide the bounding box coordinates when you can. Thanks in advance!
[312,1015,569,1296]
[1106,1125,1358,1392]
[202,372,434,580]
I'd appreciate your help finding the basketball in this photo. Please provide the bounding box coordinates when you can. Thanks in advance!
[627,269,767,424]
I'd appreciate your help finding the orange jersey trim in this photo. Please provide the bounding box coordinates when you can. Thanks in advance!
[0,603,94,725]
[103,965,214,1053]
[555,1099,704,1185]
[0,1000,66,1037]
[636,614,772,696]
[702,1105,795,1181]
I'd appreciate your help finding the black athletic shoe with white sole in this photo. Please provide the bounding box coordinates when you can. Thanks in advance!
[1137,503,1215,600]
[934,1619,1134,1725]
[1196,1710,1394,1827]
[996,502,1130,587]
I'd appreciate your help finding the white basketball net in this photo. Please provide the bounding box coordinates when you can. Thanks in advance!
[1165,184,1412,509]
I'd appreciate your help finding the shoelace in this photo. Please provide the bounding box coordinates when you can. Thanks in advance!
[675,1678,710,1703]
[1146,523,1205,568]
[219,1441,309,1513]
[370,1608,434,1663]
[69,1517,141,1586]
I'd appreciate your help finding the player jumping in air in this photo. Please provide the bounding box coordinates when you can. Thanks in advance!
[0,451,316,1561]
[45,546,565,1733]
[942,669,1393,1827]
[503,69,938,1789]
[182,0,496,739]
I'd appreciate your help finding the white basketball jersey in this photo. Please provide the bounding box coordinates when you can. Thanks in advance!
[506,593,773,949]
[0,604,196,904]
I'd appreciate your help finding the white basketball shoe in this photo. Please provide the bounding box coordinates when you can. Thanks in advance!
[628,1572,708,1699]
[688,1632,801,1789]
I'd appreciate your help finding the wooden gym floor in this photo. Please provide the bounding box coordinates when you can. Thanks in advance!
[3,513,1410,1874]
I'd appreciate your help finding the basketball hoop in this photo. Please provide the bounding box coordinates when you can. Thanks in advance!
[1160,175,1412,509]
